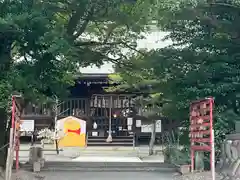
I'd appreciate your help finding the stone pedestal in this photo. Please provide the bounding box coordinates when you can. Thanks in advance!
[235,122,240,133]
[28,146,45,172]
[219,133,240,179]
[178,165,191,174]
[29,146,43,163]
[33,162,41,172]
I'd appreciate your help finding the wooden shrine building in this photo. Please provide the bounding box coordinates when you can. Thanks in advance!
[21,73,179,146]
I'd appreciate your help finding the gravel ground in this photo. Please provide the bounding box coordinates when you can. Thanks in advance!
[10,171,174,180]
[9,170,224,180]
[174,172,223,180]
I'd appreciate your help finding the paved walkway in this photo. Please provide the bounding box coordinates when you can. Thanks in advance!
[19,144,164,152]
[13,171,174,180]
[18,144,164,163]
[14,145,173,180]
[41,172,174,180]
[72,156,142,162]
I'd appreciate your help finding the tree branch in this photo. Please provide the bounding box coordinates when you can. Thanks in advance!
[75,40,146,56]
[210,2,240,10]
[66,5,87,37]
[94,22,105,35]
[103,23,119,43]
[120,41,146,56]
[74,41,120,46]
[73,7,94,39]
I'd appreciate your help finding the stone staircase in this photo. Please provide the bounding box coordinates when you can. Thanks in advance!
[18,145,169,173]
[73,148,138,157]
[21,161,177,172]
[87,136,134,146]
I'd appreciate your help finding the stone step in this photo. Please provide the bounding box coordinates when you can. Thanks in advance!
[21,161,177,172]
[88,138,133,142]
[87,136,134,147]
[88,136,134,139]
[75,153,138,157]
[66,149,139,157]
[22,166,177,172]
[43,161,173,167]
[77,150,136,153]
[76,151,137,154]
[87,142,133,146]
[28,167,176,172]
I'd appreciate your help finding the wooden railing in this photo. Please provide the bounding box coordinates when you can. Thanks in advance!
[23,102,53,116]
[90,94,134,108]
[22,95,137,117]
[23,98,89,116]
[58,98,89,116]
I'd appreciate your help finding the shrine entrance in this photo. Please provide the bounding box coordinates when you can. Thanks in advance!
[89,94,134,138]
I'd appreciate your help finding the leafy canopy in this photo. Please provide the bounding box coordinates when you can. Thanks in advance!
[110,0,240,151]
[0,0,158,107]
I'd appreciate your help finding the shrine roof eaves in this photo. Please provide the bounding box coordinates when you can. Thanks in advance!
[74,73,111,79]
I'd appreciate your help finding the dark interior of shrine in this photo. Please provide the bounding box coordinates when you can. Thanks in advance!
[69,81,106,97]
[69,73,115,97]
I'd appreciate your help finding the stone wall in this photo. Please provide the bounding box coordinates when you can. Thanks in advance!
[219,133,240,179]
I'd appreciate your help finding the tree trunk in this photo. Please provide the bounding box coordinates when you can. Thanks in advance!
[0,35,14,170]
[0,36,13,76]
[149,120,156,156]
[0,108,10,168]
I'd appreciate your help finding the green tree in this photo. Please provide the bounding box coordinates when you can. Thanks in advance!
[0,0,158,167]
[108,72,166,155]
[111,0,240,161]
[154,0,240,153]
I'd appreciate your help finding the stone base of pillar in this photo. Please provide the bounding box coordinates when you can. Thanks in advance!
[33,162,41,172]
[106,134,112,143]
[178,165,191,175]
[29,146,45,172]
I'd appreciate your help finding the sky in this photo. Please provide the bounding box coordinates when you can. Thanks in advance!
[79,31,172,74]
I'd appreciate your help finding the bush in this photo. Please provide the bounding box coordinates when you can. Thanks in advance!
[162,130,190,166]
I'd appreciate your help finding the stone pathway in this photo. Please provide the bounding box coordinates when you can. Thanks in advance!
[9,171,225,180]
[72,156,142,162]
[15,144,170,180]
[174,172,222,180]
[18,144,164,163]
[11,171,174,180]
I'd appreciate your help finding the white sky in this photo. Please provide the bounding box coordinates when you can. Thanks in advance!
[80,31,172,74]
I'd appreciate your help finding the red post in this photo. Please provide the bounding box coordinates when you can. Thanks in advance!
[209,98,215,179]
[11,96,15,131]
[15,134,19,171]
[190,97,214,173]
[191,149,194,172]
[16,145,19,170]
[209,98,213,171]
[11,96,20,171]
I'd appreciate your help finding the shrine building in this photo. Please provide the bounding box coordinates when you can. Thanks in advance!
[21,73,179,146]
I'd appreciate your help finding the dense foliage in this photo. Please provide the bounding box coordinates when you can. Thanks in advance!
[2,0,238,167]
[0,0,156,105]
[111,0,240,159]
[0,0,157,166]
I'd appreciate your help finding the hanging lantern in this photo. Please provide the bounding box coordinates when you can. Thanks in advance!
[113,110,121,118]
[93,122,98,129]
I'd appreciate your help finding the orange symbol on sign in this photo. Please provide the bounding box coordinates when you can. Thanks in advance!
[67,128,81,135]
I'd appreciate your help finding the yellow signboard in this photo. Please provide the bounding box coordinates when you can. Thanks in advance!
[57,116,86,147]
